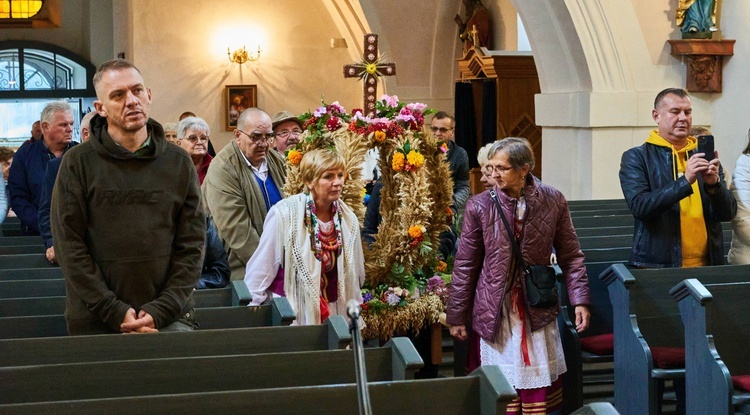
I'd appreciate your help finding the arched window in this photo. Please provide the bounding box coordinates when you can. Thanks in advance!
[0,41,94,97]
[0,41,95,147]
[0,1,44,18]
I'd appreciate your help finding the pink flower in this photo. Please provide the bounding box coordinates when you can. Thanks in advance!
[329,101,345,114]
[313,106,328,118]
[406,102,427,112]
[380,94,399,108]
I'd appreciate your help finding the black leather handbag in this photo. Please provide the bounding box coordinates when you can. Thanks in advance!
[490,190,558,308]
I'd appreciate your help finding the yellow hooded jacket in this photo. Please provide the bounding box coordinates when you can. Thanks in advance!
[645,130,707,267]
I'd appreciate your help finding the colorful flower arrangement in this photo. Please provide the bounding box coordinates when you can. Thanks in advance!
[281,95,454,340]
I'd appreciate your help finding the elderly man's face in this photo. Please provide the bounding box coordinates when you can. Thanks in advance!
[653,93,692,147]
[235,112,273,168]
[31,122,42,140]
[430,117,455,142]
[42,111,74,148]
[273,120,302,152]
[94,67,152,137]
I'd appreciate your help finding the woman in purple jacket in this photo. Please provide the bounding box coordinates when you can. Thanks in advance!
[447,137,590,415]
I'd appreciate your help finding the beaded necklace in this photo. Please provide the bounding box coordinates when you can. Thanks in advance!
[304,193,343,271]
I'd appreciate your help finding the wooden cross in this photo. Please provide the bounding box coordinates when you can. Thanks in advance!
[343,33,396,117]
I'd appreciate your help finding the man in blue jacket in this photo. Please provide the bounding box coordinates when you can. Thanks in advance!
[8,101,76,235]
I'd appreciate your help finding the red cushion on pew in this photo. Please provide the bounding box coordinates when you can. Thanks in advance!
[650,347,685,369]
[580,333,614,355]
[732,375,750,392]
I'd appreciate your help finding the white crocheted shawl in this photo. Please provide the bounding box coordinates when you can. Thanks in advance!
[275,193,365,325]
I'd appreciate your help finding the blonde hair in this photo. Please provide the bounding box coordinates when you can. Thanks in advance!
[300,149,345,187]
[477,142,495,167]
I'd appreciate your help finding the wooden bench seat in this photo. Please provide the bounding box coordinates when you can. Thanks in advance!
[0,280,250,314]
[0,236,41,246]
[600,264,750,415]
[0,254,55,269]
[0,337,422,405]
[0,267,62,281]
[0,365,517,415]
[0,315,350,367]
[671,279,750,415]
[0,297,294,339]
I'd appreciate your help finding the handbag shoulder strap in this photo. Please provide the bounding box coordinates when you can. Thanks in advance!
[489,190,527,272]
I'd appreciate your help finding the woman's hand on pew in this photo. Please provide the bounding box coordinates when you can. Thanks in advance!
[449,325,468,341]
[120,308,158,334]
[574,305,590,332]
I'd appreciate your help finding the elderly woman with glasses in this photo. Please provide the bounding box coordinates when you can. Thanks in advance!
[177,117,212,185]
[243,148,364,325]
[447,137,590,414]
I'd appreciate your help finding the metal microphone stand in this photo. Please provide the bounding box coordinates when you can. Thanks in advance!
[347,300,373,415]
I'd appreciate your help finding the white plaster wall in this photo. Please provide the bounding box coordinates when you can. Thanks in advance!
[712,1,750,186]
[130,0,361,149]
[519,0,749,199]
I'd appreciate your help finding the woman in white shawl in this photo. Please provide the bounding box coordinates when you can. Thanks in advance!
[729,129,750,264]
[244,148,365,325]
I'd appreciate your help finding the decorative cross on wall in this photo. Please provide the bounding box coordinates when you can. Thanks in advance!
[343,33,396,117]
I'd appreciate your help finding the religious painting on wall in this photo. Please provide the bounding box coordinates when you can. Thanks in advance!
[224,85,257,131]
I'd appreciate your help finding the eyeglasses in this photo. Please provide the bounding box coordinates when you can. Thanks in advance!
[182,135,209,144]
[276,128,302,139]
[485,164,514,174]
[237,129,276,145]
[430,126,454,133]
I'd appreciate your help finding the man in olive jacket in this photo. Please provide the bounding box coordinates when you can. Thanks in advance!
[203,108,287,280]
[51,60,205,335]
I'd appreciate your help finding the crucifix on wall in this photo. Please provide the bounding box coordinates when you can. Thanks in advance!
[343,33,396,117]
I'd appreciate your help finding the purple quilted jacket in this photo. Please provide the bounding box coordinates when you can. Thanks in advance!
[446,176,590,342]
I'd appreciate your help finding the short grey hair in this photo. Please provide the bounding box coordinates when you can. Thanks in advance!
[79,111,96,137]
[487,137,535,171]
[163,122,177,133]
[177,117,210,138]
[40,101,73,125]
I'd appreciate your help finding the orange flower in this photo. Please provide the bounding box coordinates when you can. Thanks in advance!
[374,130,386,143]
[287,149,303,165]
[408,225,425,239]
[392,152,405,171]
[436,261,448,273]
[406,150,424,168]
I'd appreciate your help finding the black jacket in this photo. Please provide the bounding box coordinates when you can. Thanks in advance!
[619,142,736,268]
[197,217,231,289]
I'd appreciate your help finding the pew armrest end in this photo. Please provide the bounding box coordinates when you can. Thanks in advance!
[231,280,252,306]
[271,297,296,326]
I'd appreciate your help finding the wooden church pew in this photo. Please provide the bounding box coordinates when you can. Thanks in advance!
[599,264,750,415]
[0,365,518,415]
[0,279,250,317]
[0,245,44,255]
[0,315,351,367]
[567,199,627,209]
[0,297,295,340]
[0,267,62,281]
[0,236,42,246]
[671,279,750,415]
[0,337,423,406]
[0,254,56,269]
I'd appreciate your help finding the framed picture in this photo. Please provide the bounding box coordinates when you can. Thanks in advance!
[225,85,257,131]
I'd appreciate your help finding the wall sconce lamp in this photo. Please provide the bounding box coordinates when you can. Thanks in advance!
[227,45,261,64]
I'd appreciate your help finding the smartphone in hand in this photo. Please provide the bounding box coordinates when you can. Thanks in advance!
[697,135,715,161]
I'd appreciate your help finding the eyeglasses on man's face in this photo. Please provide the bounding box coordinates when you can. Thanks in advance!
[430,126,454,133]
[276,128,303,139]
[237,129,276,145]
[182,134,209,144]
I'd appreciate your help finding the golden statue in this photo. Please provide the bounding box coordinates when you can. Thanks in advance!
[676,0,719,38]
